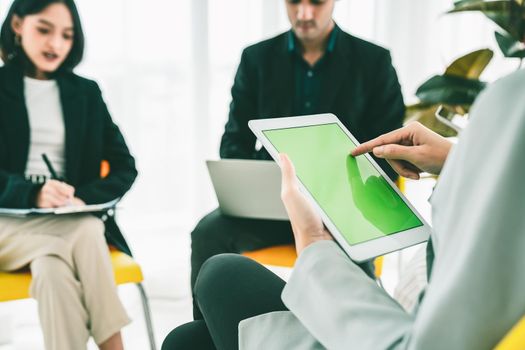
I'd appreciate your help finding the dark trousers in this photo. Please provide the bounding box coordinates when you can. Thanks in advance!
[163,254,287,350]
[190,208,293,319]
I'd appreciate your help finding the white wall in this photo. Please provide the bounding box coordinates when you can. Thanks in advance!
[0,0,519,230]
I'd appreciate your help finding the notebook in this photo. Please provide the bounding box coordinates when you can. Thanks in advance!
[0,198,119,217]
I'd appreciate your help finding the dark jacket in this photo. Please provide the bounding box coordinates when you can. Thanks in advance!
[220,27,405,180]
[0,64,137,255]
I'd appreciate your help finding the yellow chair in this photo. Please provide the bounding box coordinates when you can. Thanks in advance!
[243,244,384,278]
[242,244,297,268]
[0,161,156,349]
[0,248,157,350]
[495,315,525,350]
[242,177,406,277]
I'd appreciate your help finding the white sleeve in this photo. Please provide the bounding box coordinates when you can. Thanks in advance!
[282,241,413,350]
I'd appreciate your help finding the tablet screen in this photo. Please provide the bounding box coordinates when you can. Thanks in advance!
[263,123,423,245]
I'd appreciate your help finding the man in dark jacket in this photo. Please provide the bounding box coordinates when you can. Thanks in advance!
[190,0,405,320]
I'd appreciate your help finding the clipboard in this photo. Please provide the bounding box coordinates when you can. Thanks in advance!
[0,198,120,217]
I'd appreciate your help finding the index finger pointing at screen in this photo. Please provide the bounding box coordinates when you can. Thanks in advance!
[351,126,413,157]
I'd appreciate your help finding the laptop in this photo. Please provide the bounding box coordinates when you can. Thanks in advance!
[206,159,289,221]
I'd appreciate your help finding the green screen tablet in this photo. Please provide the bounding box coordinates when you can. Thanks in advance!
[263,123,423,245]
[249,114,429,261]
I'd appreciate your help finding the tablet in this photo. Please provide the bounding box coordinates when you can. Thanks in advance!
[249,113,430,261]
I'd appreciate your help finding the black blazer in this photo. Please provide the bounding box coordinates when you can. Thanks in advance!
[220,27,405,180]
[0,64,137,256]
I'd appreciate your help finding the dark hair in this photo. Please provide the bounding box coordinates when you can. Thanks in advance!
[0,0,85,73]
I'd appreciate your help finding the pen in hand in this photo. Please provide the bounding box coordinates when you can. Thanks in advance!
[41,153,61,180]
[39,153,74,207]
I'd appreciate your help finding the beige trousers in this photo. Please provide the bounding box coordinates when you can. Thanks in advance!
[0,214,131,350]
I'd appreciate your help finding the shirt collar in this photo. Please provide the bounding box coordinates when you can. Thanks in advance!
[287,23,339,54]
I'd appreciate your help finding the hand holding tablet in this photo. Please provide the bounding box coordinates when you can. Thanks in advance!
[249,113,431,261]
[279,153,333,255]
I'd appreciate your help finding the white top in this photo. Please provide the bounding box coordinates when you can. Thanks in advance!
[24,76,66,182]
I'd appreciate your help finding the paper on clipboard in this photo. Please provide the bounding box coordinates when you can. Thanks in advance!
[0,198,120,217]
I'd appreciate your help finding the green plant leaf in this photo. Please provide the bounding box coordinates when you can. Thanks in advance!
[416,75,487,105]
[495,30,525,57]
[454,0,483,4]
[444,48,494,78]
[405,104,458,137]
[447,0,525,41]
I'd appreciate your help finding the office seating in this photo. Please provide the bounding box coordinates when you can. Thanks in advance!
[0,248,156,349]
[0,161,156,349]
[243,245,384,278]
[242,244,297,268]
[495,315,525,350]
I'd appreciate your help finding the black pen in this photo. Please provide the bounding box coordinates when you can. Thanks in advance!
[41,153,60,180]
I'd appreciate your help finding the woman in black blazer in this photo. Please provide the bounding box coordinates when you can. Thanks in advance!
[0,1,137,349]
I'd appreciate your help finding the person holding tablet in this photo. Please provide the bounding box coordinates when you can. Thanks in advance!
[0,0,137,349]
[190,0,405,320]
[164,67,525,349]
[248,114,431,260]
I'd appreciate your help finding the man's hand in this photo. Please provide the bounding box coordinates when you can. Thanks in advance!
[351,122,452,179]
[35,180,75,208]
[280,154,333,256]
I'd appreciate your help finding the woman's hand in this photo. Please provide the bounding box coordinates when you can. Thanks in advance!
[280,154,333,256]
[35,180,75,208]
[70,197,85,206]
[351,122,452,180]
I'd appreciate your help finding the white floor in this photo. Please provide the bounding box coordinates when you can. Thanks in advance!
[0,178,435,350]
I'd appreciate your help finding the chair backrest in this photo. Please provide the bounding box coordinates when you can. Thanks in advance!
[100,160,110,178]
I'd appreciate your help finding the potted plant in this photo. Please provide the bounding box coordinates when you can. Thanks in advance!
[407,0,525,136]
